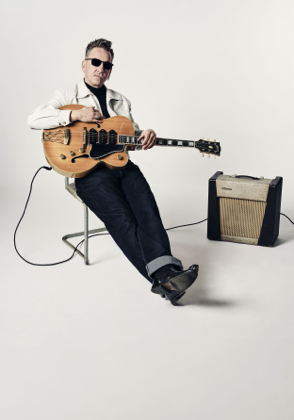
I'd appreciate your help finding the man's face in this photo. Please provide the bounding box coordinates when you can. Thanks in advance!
[82,47,113,88]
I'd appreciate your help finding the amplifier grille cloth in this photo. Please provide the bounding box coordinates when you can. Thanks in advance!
[219,198,267,239]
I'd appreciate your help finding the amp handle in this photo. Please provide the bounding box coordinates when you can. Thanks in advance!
[231,174,263,180]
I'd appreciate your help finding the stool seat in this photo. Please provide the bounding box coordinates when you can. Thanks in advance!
[65,181,83,202]
[62,177,107,265]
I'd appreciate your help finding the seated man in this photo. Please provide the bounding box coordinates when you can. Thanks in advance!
[28,38,199,305]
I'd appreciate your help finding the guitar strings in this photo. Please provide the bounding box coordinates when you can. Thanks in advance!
[43,132,220,149]
[44,132,199,141]
[43,132,218,142]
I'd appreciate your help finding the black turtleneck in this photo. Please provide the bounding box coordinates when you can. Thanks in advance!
[85,81,110,119]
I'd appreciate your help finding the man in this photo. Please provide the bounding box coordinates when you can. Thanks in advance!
[28,38,199,305]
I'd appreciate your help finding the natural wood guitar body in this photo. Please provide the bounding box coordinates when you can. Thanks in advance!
[42,105,221,179]
[43,105,133,178]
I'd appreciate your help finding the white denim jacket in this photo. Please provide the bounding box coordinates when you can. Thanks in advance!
[28,80,141,136]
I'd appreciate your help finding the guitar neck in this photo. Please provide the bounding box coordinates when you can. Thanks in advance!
[118,135,196,148]
[118,135,218,154]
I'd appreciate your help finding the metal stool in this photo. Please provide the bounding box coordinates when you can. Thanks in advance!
[62,177,107,265]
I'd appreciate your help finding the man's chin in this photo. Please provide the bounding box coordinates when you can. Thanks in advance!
[91,80,104,88]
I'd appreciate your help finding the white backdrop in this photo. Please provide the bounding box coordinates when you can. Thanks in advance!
[1,2,294,419]
[1,0,294,216]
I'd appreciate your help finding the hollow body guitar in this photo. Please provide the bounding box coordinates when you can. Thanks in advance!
[43,105,221,178]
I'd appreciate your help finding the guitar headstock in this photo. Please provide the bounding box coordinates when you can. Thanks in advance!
[196,139,221,157]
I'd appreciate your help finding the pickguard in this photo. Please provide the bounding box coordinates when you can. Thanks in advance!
[89,144,124,159]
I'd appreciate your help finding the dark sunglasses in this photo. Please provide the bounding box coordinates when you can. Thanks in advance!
[85,58,114,70]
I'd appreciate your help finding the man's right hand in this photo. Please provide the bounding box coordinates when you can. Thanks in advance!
[70,107,105,123]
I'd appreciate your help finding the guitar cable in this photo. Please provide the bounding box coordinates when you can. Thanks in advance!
[14,166,294,267]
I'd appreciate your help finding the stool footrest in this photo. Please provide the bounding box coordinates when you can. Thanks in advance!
[62,227,107,265]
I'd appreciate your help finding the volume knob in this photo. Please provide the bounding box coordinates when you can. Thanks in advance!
[117,155,123,160]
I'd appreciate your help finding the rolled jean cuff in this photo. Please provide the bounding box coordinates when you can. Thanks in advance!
[146,256,183,277]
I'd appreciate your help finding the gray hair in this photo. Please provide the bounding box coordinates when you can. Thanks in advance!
[85,38,114,60]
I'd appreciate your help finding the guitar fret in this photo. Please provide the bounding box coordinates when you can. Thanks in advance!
[119,135,140,144]
[118,136,220,155]
[156,138,195,147]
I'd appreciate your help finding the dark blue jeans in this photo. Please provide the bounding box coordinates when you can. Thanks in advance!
[75,161,182,283]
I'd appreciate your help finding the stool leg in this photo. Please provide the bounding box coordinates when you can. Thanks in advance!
[83,203,89,265]
[63,178,107,264]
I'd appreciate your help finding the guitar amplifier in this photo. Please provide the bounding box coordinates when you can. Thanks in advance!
[207,172,283,247]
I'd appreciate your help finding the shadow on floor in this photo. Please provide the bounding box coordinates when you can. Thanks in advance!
[179,286,236,307]
[170,238,238,307]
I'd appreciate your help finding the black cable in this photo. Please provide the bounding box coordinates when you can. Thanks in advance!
[280,213,294,225]
[13,166,92,267]
[14,166,294,267]
[166,218,208,231]
[14,166,208,266]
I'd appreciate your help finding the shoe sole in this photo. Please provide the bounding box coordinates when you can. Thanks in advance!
[169,265,199,292]
[153,285,186,305]
[162,290,186,305]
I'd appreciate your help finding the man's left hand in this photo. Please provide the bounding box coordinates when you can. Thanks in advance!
[138,129,157,150]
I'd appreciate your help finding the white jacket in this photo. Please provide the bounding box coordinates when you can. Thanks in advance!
[28,80,141,135]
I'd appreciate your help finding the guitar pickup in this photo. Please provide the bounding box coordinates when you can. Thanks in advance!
[64,128,70,145]
[83,128,87,147]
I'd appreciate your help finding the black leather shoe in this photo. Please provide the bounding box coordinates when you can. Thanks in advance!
[155,264,199,292]
[152,282,186,305]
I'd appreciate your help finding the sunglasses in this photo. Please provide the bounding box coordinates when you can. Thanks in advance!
[85,58,114,70]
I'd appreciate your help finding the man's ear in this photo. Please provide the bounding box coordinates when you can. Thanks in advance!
[81,60,86,74]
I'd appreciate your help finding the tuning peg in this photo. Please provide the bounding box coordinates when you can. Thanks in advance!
[208,154,210,158]
[202,153,204,157]
[214,155,216,159]
[214,139,216,142]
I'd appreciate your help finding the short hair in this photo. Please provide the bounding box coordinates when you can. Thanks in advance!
[85,38,114,60]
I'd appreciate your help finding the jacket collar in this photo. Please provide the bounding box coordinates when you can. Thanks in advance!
[76,79,122,101]
[76,80,92,99]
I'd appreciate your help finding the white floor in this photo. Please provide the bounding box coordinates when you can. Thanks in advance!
[1,0,294,414]
[1,184,294,420]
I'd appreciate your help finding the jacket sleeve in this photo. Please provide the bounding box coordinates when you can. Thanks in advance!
[27,88,74,130]
[128,106,143,150]
[120,97,143,140]
[129,107,142,137]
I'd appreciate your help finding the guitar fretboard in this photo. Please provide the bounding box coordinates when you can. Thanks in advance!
[119,135,196,148]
